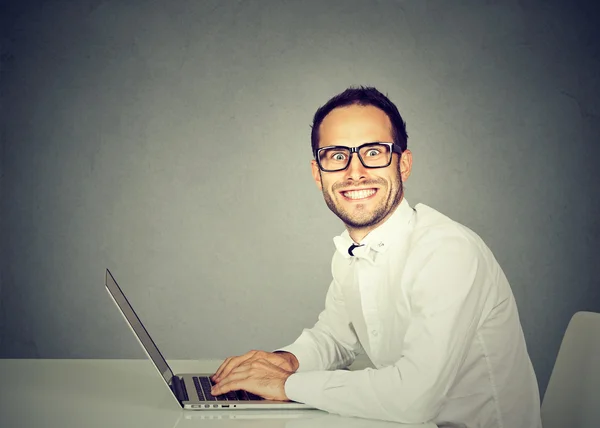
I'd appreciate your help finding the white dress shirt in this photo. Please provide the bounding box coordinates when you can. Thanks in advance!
[277,199,542,427]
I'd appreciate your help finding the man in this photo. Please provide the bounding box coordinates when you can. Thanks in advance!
[210,87,542,427]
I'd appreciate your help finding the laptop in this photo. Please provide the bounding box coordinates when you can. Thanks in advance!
[104,268,314,410]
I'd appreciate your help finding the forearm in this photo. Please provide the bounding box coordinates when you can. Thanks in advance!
[275,323,358,372]
[284,366,438,424]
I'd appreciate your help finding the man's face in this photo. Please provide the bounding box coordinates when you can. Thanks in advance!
[311,105,412,237]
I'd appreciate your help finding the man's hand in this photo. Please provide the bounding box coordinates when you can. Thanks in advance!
[210,358,294,401]
[211,350,298,384]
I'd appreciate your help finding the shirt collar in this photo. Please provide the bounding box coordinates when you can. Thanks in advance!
[333,198,414,261]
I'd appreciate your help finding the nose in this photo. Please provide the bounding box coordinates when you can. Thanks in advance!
[344,152,368,181]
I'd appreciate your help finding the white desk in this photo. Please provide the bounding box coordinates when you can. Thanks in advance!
[0,359,438,428]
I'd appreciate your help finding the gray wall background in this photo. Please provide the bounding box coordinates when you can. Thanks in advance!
[1,0,599,399]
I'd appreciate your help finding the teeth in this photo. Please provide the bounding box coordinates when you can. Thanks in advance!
[343,189,376,200]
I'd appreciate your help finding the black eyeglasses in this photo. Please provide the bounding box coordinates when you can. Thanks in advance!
[315,142,402,172]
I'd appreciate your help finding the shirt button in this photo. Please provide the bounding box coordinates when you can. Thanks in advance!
[371,330,378,336]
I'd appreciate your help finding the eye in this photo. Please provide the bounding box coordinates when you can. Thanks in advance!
[332,152,347,161]
[365,149,381,157]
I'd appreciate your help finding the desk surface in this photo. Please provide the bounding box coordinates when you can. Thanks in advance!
[0,359,437,428]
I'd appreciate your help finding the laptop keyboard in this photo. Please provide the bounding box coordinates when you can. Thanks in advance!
[193,376,264,401]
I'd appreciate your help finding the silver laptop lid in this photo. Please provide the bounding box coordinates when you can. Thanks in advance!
[104,269,175,385]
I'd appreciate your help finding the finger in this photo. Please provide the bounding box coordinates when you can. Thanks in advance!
[213,351,258,381]
[213,353,251,380]
[218,362,254,385]
[214,359,270,394]
[212,357,237,380]
[213,366,288,402]
[212,378,243,396]
[215,354,253,381]
[211,366,253,395]
[212,356,234,380]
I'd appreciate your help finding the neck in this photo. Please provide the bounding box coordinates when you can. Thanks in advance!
[346,197,403,243]
[348,226,374,244]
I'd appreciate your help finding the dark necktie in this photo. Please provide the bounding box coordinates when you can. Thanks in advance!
[348,243,365,256]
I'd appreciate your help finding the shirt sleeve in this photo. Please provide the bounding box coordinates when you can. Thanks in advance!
[275,278,363,372]
[284,237,489,424]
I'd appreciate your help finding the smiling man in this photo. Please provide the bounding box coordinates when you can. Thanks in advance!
[210,87,542,427]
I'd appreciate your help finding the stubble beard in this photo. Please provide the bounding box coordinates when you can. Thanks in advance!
[321,174,404,230]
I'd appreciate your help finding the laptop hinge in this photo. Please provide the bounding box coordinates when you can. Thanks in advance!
[170,375,188,402]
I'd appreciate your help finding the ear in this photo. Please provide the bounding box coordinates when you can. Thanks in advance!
[400,149,413,182]
[311,159,323,191]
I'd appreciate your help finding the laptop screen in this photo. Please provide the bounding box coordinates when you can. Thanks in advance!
[105,269,174,385]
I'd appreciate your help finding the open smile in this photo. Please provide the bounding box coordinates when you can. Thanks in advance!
[340,188,378,201]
